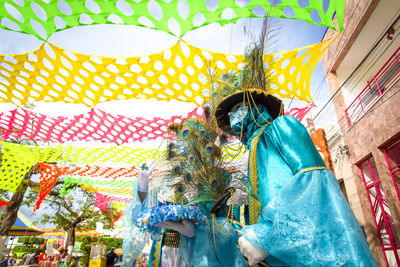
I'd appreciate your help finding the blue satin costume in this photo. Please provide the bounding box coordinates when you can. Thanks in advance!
[122,103,377,267]
[233,104,377,266]
[122,181,246,267]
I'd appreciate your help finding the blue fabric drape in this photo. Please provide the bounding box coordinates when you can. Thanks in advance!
[122,180,149,267]
[235,105,377,266]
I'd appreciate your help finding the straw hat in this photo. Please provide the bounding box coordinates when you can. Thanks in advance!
[214,88,283,133]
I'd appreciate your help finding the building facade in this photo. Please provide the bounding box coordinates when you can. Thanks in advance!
[321,0,400,265]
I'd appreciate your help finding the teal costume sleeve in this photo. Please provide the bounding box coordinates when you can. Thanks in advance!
[179,215,246,267]
[240,113,377,266]
[122,179,149,267]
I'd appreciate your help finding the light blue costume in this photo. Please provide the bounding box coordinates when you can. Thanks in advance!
[122,182,246,267]
[230,103,377,266]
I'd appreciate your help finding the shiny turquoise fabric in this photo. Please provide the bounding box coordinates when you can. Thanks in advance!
[232,104,377,266]
[122,179,149,267]
[144,201,246,267]
[179,216,246,267]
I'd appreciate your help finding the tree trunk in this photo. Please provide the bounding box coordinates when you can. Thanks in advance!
[0,165,37,257]
[66,226,76,254]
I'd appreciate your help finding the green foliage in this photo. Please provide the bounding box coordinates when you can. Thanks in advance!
[17,237,45,245]
[12,236,45,256]
[32,186,112,231]
[12,245,45,254]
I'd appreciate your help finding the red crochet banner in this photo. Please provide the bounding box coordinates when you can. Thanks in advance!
[34,163,164,210]
[285,104,316,122]
[34,163,67,211]
[0,106,204,144]
[111,210,124,227]
[95,192,131,211]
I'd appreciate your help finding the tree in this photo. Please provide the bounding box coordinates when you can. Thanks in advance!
[0,102,43,257]
[0,138,39,258]
[26,184,114,252]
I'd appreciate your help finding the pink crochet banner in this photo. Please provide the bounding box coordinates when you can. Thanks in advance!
[95,192,131,211]
[285,104,316,122]
[0,106,204,144]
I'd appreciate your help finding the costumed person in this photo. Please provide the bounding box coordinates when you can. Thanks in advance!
[121,159,195,267]
[214,88,377,266]
[123,117,248,267]
[106,248,118,267]
[137,161,195,267]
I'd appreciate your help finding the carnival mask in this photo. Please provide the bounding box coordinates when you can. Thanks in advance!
[228,103,248,135]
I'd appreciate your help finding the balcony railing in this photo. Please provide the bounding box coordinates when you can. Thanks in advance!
[345,46,400,126]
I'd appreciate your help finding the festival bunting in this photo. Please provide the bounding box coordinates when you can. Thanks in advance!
[39,229,103,237]
[34,162,67,211]
[0,104,315,145]
[95,192,131,211]
[82,184,134,197]
[65,175,134,189]
[0,0,345,40]
[0,38,334,106]
[35,162,167,210]
[0,106,204,144]
[111,201,128,212]
[0,141,160,192]
[285,103,316,122]
[0,139,245,193]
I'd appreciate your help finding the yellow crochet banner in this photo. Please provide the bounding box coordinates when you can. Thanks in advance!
[82,184,133,197]
[0,38,334,106]
[111,201,128,212]
[0,141,159,192]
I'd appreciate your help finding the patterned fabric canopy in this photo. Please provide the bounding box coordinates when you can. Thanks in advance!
[10,210,44,236]
[35,162,168,210]
[0,0,344,208]
[0,0,345,40]
[0,141,160,192]
[0,38,333,106]
[0,106,203,144]
[96,192,131,211]
[39,229,104,237]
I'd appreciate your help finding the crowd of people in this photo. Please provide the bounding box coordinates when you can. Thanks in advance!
[0,246,77,267]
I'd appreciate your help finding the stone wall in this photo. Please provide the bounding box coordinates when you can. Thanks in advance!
[322,0,380,73]
[319,0,400,264]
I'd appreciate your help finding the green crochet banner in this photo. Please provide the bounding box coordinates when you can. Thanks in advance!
[0,141,159,192]
[0,0,345,40]
[0,141,244,192]
[62,176,135,196]
[64,175,134,190]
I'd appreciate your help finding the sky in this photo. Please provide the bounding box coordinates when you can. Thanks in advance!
[0,10,337,227]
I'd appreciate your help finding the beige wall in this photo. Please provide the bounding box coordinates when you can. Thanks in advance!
[320,0,400,265]
[325,125,366,226]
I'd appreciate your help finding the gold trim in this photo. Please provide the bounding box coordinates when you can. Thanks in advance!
[163,232,180,248]
[249,128,265,225]
[212,188,235,236]
[297,166,327,174]
[151,236,162,267]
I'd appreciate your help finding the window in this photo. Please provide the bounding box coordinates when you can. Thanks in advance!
[384,137,400,202]
[359,157,400,265]
[345,46,400,126]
